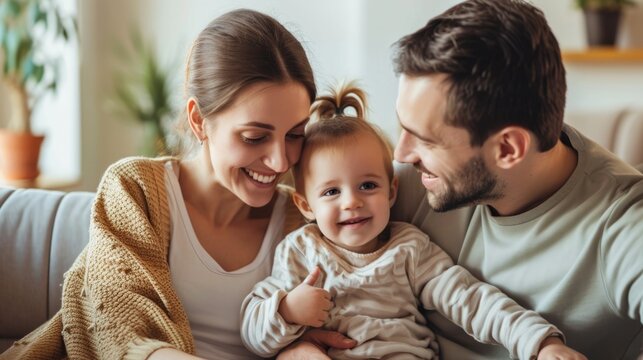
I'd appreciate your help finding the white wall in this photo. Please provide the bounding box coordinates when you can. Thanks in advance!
[69,0,643,190]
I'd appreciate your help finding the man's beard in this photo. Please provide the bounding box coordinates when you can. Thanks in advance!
[427,155,502,212]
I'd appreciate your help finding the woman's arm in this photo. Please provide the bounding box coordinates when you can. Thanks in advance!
[61,159,194,358]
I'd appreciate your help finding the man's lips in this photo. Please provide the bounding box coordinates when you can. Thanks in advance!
[414,163,437,178]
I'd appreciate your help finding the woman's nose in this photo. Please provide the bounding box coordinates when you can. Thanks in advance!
[266,141,289,173]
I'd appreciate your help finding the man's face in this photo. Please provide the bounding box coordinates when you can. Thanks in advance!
[394,74,502,212]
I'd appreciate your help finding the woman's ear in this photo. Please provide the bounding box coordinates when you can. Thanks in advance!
[389,176,399,207]
[489,126,531,170]
[187,97,206,142]
[292,192,315,221]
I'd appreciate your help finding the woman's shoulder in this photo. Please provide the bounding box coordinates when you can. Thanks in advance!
[98,156,177,190]
[104,156,176,178]
[95,156,177,207]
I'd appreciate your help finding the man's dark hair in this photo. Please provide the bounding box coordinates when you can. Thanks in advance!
[393,0,566,151]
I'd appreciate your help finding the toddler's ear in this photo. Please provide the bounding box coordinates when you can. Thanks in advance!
[389,176,399,207]
[292,192,316,221]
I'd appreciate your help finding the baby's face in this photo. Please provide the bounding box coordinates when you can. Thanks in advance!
[301,135,393,253]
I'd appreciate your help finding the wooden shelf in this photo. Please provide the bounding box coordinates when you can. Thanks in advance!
[562,48,643,63]
[0,175,80,191]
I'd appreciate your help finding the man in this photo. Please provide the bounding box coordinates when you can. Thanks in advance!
[391,0,642,359]
[279,0,641,359]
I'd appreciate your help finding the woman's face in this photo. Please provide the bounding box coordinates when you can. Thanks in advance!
[203,81,311,207]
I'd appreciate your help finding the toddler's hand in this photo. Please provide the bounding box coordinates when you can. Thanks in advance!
[278,266,332,327]
[537,335,587,360]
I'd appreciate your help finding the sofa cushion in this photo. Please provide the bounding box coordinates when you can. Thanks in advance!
[49,191,94,317]
[565,109,643,167]
[0,187,93,348]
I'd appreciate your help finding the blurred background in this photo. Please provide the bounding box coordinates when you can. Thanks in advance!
[1,0,643,191]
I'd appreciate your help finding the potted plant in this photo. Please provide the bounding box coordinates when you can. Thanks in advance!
[111,31,175,157]
[0,0,75,181]
[575,0,636,46]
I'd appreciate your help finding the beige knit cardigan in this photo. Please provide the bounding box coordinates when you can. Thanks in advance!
[0,157,304,360]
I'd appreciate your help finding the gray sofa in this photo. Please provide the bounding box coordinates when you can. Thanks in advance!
[0,188,94,352]
[1,110,642,354]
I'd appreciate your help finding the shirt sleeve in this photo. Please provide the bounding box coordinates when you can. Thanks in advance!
[413,230,561,360]
[600,183,643,323]
[240,233,310,357]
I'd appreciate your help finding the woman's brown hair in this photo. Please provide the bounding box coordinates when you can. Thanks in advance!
[174,9,316,155]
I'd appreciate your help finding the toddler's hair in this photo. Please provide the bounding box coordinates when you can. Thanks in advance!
[294,81,394,193]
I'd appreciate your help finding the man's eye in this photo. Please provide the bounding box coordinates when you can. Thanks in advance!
[241,135,266,144]
[360,182,378,190]
[322,188,339,197]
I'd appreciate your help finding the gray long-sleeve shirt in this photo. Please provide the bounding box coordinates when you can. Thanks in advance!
[241,222,559,359]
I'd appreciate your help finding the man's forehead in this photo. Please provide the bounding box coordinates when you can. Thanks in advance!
[396,75,475,147]
[396,76,447,131]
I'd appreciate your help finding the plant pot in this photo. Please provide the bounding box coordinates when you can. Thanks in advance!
[583,8,622,47]
[0,130,45,181]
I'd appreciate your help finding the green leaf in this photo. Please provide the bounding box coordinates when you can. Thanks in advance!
[55,11,64,37]
[16,36,33,72]
[21,56,34,81]
[5,29,20,74]
[28,1,38,26]
[0,2,7,19]
[33,64,44,83]
[5,0,22,18]
[0,21,6,45]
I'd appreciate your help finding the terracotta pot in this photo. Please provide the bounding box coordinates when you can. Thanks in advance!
[583,8,622,47]
[0,130,45,181]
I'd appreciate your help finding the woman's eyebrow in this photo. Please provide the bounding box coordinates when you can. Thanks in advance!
[241,118,309,131]
[241,122,275,130]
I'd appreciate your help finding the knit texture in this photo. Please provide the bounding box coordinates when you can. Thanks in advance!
[1,157,303,360]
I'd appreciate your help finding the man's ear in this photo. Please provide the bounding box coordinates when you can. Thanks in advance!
[389,176,399,207]
[489,126,531,170]
[187,97,207,142]
[292,192,316,221]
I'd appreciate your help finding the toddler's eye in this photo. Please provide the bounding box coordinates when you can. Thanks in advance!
[322,188,339,197]
[360,182,378,190]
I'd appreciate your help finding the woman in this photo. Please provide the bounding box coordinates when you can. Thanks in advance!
[1,9,352,360]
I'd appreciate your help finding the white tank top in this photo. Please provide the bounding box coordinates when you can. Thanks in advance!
[164,161,286,359]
